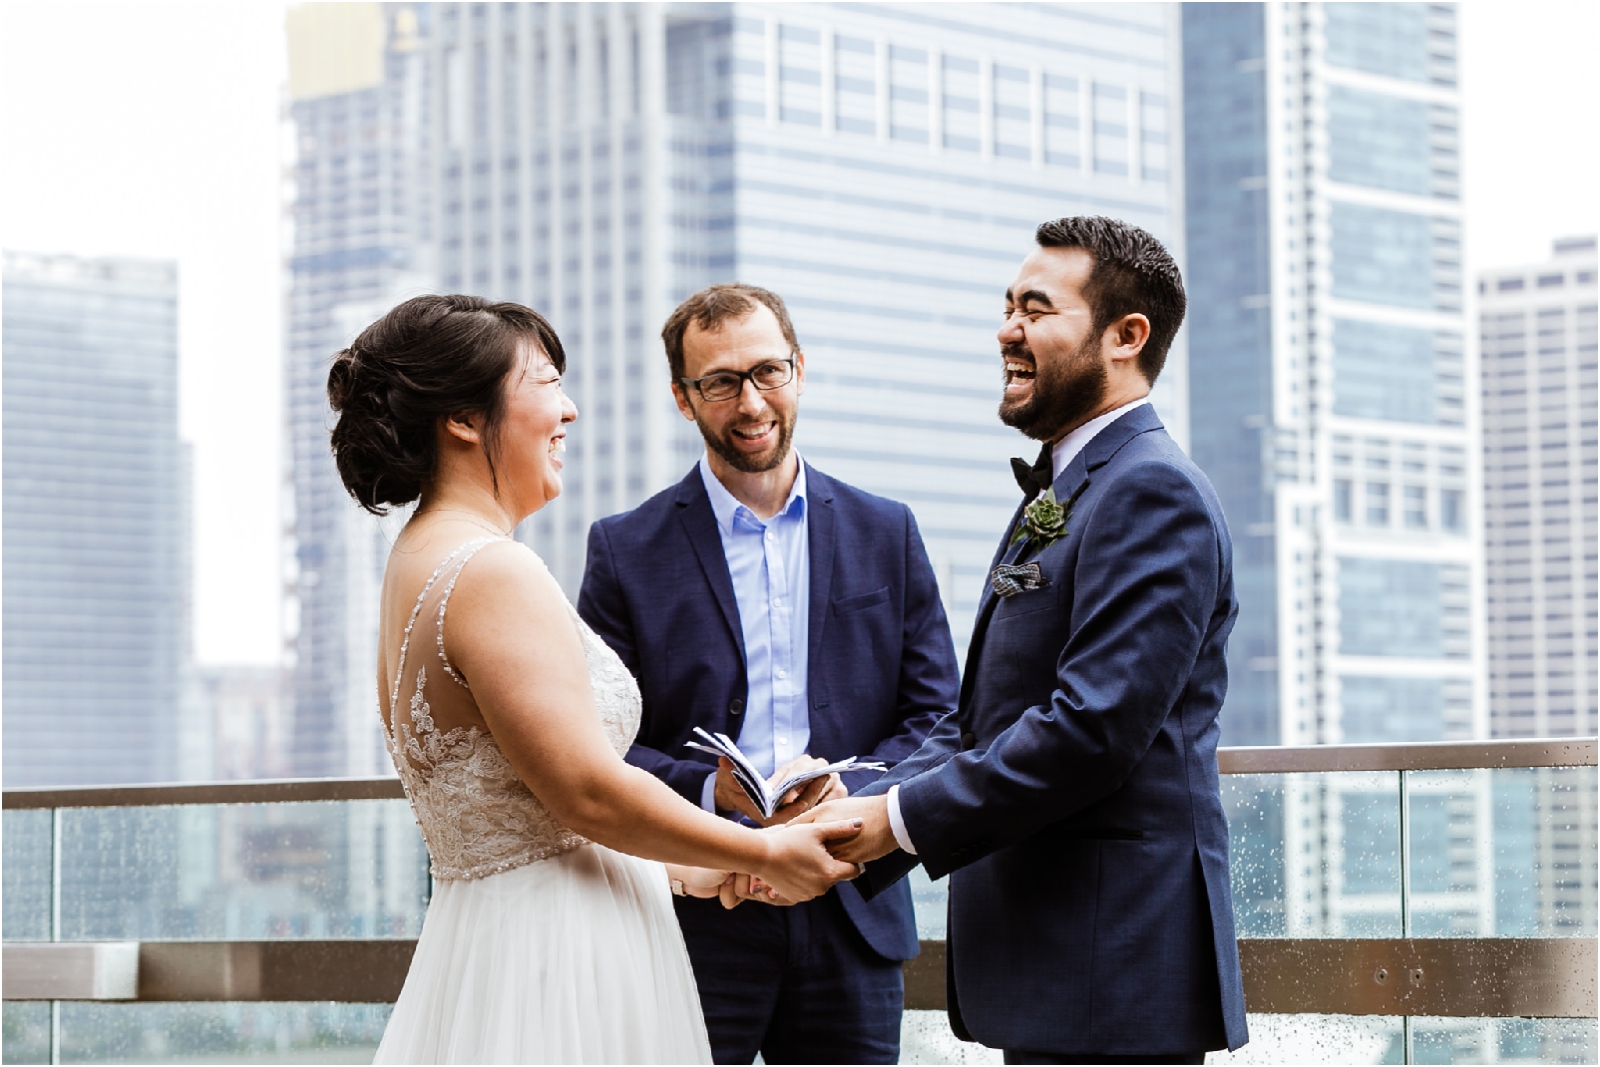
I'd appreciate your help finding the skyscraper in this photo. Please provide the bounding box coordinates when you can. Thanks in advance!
[1182,2,1482,748]
[1479,235,1598,739]
[285,2,1188,772]
[284,3,429,777]
[1181,2,1494,948]
[2,252,189,787]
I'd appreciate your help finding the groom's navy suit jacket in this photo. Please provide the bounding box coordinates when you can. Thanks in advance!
[858,406,1249,1055]
[578,462,958,961]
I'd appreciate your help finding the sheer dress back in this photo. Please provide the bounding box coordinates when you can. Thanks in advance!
[381,536,645,880]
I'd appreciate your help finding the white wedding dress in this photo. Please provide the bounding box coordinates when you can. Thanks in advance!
[373,537,712,1065]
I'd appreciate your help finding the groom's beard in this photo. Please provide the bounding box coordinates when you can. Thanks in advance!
[998,334,1108,442]
[695,405,797,474]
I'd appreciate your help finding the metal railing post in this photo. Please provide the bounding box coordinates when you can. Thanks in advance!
[1398,770,1413,1065]
[49,806,62,1065]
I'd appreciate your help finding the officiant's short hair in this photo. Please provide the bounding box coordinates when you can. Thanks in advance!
[662,283,801,382]
[1035,216,1186,385]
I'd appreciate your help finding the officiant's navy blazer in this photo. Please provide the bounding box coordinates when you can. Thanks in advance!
[857,405,1249,1055]
[578,462,958,961]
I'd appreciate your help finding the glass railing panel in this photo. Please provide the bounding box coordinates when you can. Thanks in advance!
[53,801,427,941]
[2,810,52,941]
[1208,1013,1405,1063]
[52,1003,391,1065]
[2,1003,50,1065]
[1406,766,1599,938]
[908,866,947,940]
[1406,1017,1598,1065]
[900,1010,1001,1064]
[1223,772,1404,937]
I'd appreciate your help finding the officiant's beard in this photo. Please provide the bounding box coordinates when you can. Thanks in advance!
[697,406,797,473]
[998,334,1108,442]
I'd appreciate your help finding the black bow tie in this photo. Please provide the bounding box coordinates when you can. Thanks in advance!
[1010,442,1054,500]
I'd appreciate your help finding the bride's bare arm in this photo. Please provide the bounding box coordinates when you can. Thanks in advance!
[442,543,859,901]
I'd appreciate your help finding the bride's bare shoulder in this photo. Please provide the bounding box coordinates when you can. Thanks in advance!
[448,540,567,622]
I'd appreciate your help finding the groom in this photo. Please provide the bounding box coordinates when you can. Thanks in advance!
[578,283,959,1063]
[805,217,1249,1063]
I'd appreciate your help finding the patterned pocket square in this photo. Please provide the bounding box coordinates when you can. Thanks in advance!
[991,561,1048,599]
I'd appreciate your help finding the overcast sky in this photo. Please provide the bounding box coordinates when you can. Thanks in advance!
[1,1,1596,666]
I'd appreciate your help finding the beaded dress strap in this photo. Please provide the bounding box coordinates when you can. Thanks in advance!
[434,539,503,689]
[387,537,507,720]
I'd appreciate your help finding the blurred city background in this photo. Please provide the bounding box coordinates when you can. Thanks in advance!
[2,2,1595,1063]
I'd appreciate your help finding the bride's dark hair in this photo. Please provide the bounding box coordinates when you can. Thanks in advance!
[327,294,566,515]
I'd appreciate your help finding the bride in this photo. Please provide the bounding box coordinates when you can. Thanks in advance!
[327,294,862,1064]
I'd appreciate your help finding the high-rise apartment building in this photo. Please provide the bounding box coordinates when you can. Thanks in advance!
[284,4,430,777]
[1479,235,1598,739]
[1181,2,1495,949]
[1183,2,1481,749]
[2,252,190,787]
[285,2,1188,773]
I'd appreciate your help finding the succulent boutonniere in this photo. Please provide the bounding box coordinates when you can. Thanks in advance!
[1010,487,1071,554]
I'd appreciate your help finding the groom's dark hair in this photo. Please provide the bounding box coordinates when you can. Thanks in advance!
[1035,216,1186,384]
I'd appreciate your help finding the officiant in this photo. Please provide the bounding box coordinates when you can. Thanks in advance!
[578,282,959,1064]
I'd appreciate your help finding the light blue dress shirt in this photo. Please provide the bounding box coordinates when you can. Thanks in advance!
[697,454,811,812]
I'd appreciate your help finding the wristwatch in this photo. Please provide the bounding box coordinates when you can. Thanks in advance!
[670,877,687,897]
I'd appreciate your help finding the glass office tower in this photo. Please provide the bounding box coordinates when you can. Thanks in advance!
[284,4,430,777]
[2,253,189,786]
[285,2,1187,771]
[1183,1,1482,750]
[1183,2,1494,946]
[419,1,1187,643]
[1479,235,1598,740]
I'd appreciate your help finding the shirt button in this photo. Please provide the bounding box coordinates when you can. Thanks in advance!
[776,669,787,679]
[772,597,782,607]
[778,737,790,747]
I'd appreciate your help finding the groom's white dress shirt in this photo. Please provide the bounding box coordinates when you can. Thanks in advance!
[884,396,1153,855]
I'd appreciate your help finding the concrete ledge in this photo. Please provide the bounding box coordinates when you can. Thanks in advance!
[4,937,1594,1017]
[2,942,139,1000]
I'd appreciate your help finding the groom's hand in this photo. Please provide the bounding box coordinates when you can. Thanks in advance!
[794,795,896,865]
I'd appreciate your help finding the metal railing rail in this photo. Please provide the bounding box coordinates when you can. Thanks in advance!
[4,737,1596,1020]
[5,737,1593,811]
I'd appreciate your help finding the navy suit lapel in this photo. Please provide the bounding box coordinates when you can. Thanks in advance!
[802,466,839,755]
[960,405,1166,706]
[673,471,746,667]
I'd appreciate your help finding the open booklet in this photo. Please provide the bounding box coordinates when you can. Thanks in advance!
[684,726,885,820]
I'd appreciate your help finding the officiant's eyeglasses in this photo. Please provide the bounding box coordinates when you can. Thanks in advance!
[678,355,797,402]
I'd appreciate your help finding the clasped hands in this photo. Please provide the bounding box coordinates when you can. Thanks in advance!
[678,755,886,909]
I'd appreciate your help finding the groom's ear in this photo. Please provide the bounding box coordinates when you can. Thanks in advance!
[1105,313,1151,364]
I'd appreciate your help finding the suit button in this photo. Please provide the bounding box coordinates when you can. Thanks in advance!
[728,698,744,716]
[960,732,976,751]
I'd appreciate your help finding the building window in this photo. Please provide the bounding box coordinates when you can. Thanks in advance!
[1403,485,1428,528]
[1537,273,1566,288]
[1338,557,1443,657]
[1332,318,1437,423]
[1334,479,1353,522]
[1440,487,1464,531]
[1366,481,1390,525]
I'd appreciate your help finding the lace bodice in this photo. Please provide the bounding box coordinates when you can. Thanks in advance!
[382,537,643,880]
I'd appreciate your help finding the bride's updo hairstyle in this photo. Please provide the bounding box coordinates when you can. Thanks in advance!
[327,294,566,515]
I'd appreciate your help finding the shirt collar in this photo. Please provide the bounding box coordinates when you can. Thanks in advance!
[1051,397,1152,482]
[698,453,808,536]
